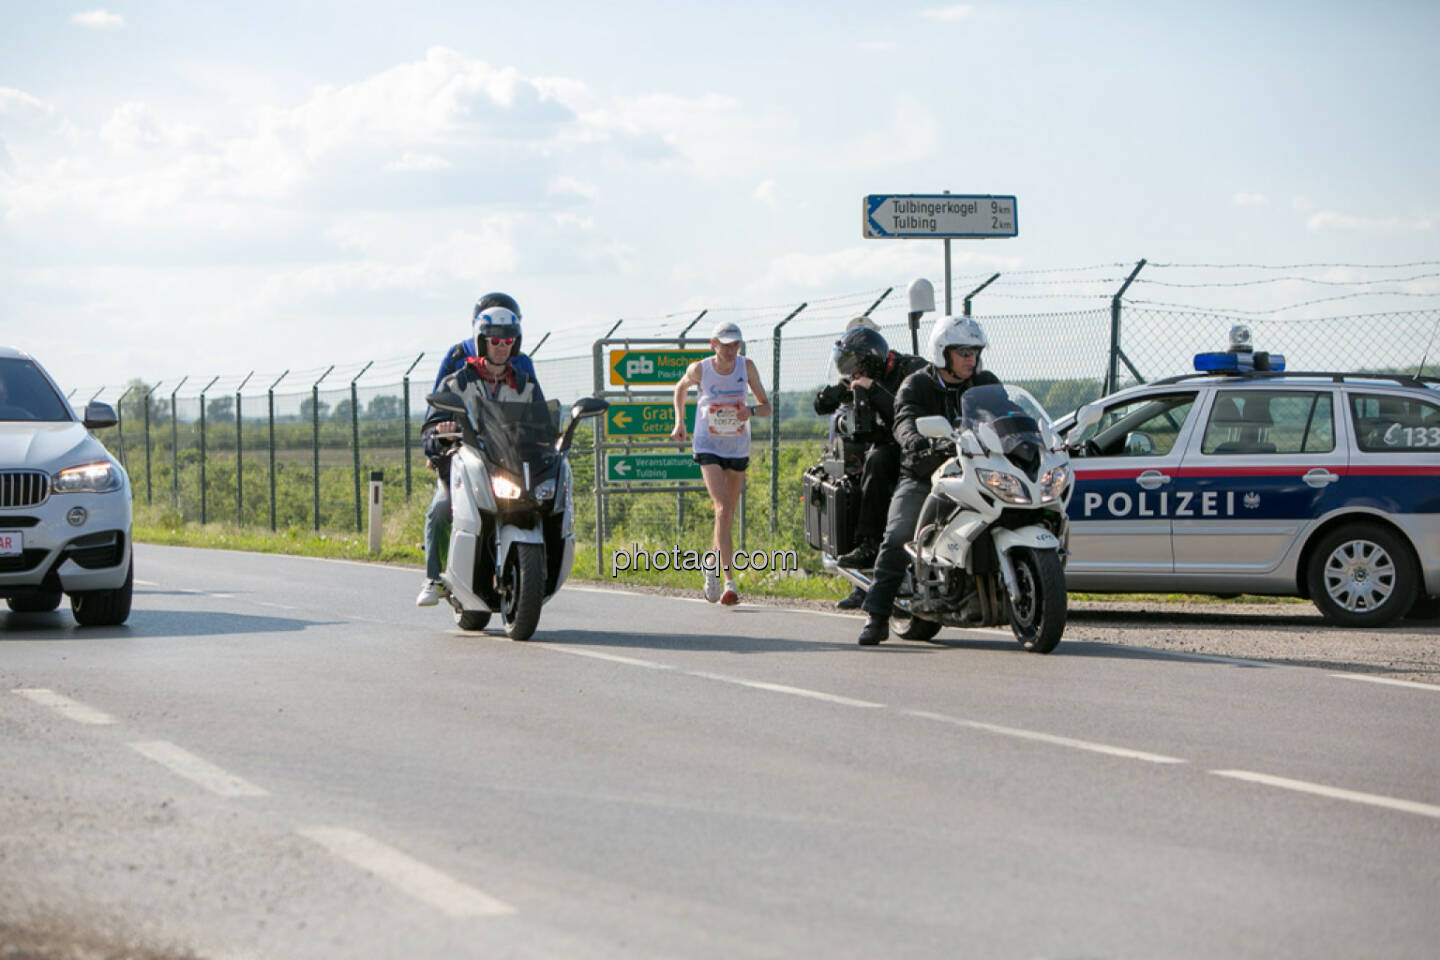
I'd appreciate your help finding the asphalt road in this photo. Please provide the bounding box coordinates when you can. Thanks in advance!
[2,544,1438,959]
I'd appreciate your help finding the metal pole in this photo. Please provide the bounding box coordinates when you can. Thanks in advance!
[862,287,893,318]
[527,331,551,357]
[88,386,104,403]
[169,376,188,512]
[676,310,708,535]
[963,273,1001,317]
[678,309,708,341]
[770,302,808,535]
[312,365,335,531]
[1108,259,1147,394]
[143,381,162,506]
[197,375,219,525]
[943,189,953,314]
[604,319,624,339]
[593,340,605,577]
[402,352,425,501]
[350,360,374,534]
[268,369,288,532]
[235,372,253,524]
[115,386,135,469]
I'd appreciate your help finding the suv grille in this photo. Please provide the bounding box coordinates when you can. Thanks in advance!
[0,471,50,508]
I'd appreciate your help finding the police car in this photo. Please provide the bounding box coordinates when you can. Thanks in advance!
[1056,328,1440,626]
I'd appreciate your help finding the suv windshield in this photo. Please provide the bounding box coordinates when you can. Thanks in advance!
[0,358,72,422]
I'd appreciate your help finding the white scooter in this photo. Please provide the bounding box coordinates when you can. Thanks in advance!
[824,384,1074,652]
[427,385,608,641]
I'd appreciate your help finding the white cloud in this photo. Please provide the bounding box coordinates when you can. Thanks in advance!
[920,5,974,21]
[1306,210,1433,233]
[1232,192,1267,207]
[70,9,125,30]
[753,179,778,207]
[1291,195,1316,212]
[547,175,599,201]
[0,87,51,117]
[385,151,452,172]
[858,40,898,53]
[851,95,940,166]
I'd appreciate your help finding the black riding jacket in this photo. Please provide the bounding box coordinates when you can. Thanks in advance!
[813,351,928,445]
[892,365,1002,480]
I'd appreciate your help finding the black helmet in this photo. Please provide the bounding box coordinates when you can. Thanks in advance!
[473,292,521,320]
[831,326,888,379]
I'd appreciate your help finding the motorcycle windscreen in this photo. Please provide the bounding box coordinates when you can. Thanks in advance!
[468,392,560,484]
[960,384,1046,477]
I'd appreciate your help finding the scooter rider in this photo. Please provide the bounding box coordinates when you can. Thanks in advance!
[856,315,1000,645]
[416,294,541,607]
[814,321,927,609]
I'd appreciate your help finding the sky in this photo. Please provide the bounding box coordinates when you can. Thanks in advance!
[3,0,1439,396]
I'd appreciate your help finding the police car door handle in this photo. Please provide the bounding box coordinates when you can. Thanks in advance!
[1303,468,1340,487]
[1136,470,1171,490]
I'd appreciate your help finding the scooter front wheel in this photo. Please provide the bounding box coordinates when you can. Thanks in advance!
[502,543,545,641]
[1008,548,1066,653]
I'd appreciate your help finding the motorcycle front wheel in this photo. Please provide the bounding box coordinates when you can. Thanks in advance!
[1008,548,1066,653]
[502,542,545,641]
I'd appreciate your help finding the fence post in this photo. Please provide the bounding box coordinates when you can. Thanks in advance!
[769,302,808,536]
[350,360,374,534]
[676,310,707,533]
[963,273,1001,317]
[312,365,335,532]
[142,381,161,506]
[197,376,219,524]
[169,376,188,513]
[115,385,135,469]
[402,352,425,500]
[1108,259,1147,394]
[527,331,551,357]
[268,370,288,532]
[235,372,253,525]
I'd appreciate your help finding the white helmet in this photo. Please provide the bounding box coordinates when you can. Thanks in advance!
[926,315,988,368]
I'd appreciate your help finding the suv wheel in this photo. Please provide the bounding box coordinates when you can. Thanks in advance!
[70,560,134,627]
[7,587,63,613]
[1306,523,1417,627]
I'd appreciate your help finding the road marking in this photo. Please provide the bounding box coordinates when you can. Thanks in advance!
[344,615,385,624]
[12,688,116,725]
[1211,769,1440,819]
[298,826,515,917]
[134,578,159,586]
[537,646,675,670]
[209,592,235,599]
[129,741,269,797]
[905,710,1188,764]
[1330,673,1439,692]
[685,671,884,708]
[255,601,297,610]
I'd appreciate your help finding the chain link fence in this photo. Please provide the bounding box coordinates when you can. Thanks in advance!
[76,295,1440,573]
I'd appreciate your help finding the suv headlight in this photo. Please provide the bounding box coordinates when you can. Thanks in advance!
[53,461,122,494]
[1038,465,1069,503]
[976,468,1030,504]
[491,474,523,500]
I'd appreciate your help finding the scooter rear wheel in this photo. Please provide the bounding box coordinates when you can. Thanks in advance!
[455,609,491,631]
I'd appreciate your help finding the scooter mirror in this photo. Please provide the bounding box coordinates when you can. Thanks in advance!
[570,396,609,420]
[915,415,951,439]
[426,389,466,417]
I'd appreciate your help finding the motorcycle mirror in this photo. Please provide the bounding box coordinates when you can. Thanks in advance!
[1072,402,1103,436]
[915,415,951,439]
[426,389,466,417]
[570,396,609,420]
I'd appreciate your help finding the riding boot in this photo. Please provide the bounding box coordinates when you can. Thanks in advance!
[836,586,867,610]
[857,614,889,646]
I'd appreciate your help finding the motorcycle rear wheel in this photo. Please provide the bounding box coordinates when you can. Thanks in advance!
[1008,548,1066,653]
[889,609,942,642]
[502,543,545,641]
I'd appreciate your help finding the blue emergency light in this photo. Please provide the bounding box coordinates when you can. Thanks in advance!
[1193,351,1286,373]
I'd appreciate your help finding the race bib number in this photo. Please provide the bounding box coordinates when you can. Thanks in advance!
[707,403,744,436]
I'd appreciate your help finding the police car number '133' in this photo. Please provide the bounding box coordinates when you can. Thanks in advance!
[1082,490,1241,518]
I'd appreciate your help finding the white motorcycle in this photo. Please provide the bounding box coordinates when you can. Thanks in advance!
[825,384,1074,652]
[427,385,608,641]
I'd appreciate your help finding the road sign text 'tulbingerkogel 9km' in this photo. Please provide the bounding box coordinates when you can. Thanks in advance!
[863,194,1019,239]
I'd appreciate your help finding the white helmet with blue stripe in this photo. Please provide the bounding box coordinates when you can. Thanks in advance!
[473,292,522,356]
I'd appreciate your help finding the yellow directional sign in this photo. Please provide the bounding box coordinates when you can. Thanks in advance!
[608,349,709,385]
[605,402,696,437]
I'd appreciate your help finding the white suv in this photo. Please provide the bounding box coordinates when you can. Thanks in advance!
[0,347,133,625]
[1057,349,1440,626]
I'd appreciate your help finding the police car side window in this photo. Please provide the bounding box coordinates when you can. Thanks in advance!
[1072,394,1195,458]
[1350,393,1440,451]
[1201,390,1333,456]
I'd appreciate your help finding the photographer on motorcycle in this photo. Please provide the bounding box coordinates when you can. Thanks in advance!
[813,322,927,609]
[416,295,543,607]
[857,315,999,646]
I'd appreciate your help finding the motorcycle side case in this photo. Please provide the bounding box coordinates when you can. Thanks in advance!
[802,465,827,551]
[813,470,862,557]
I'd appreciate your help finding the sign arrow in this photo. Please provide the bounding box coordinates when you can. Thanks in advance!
[615,461,631,477]
[866,195,891,238]
[611,410,632,429]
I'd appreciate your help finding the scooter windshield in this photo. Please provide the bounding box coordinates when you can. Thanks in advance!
[468,391,559,483]
[959,384,1050,465]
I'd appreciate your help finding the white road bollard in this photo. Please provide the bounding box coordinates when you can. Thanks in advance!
[368,470,383,554]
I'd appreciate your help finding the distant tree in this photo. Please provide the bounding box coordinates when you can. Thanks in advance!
[366,395,402,421]
[206,395,235,423]
[119,378,169,426]
[331,399,355,423]
[1043,379,1103,418]
[299,396,329,421]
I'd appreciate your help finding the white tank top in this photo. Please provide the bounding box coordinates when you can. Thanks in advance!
[693,357,750,458]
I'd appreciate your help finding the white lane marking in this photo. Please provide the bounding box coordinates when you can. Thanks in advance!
[255,601,297,610]
[12,688,116,725]
[134,578,160,586]
[905,710,1187,764]
[1330,673,1439,692]
[209,593,236,599]
[129,741,268,797]
[685,671,884,708]
[536,645,675,670]
[298,826,515,917]
[1212,769,1440,819]
[344,615,385,624]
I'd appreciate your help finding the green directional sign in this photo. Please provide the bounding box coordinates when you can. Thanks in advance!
[605,453,702,483]
[605,402,696,437]
[608,349,710,385]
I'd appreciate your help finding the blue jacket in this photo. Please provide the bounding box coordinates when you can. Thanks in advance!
[431,340,535,392]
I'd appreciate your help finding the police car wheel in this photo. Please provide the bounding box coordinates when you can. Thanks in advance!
[1306,523,1419,628]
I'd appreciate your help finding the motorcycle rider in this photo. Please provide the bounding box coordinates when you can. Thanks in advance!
[416,294,542,607]
[856,315,1000,645]
[813,320,927,610]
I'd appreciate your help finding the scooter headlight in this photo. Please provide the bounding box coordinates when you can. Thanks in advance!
[491,474,523,500]
[533,478,557,501]
[1038,465,1069,503]
[976,468,1030,504]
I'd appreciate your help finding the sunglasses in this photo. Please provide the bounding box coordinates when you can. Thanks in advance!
[952,348,980,359]
[488,337,516,346]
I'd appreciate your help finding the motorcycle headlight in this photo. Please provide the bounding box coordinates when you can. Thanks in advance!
[533,478,557,501]
[53,461,123,494]
[1038,465,1069,503]
[490,474,523,500]
[976,468,1030,504]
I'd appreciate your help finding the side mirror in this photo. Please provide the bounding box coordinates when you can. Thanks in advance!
[557,397,610,454]
[83,401,118,430]
[915,415,951,439]
[426,389,466,417]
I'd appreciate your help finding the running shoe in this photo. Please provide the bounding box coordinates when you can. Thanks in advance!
[415,579,449,607]
[720,582,740,606]
[703,564,723,603]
